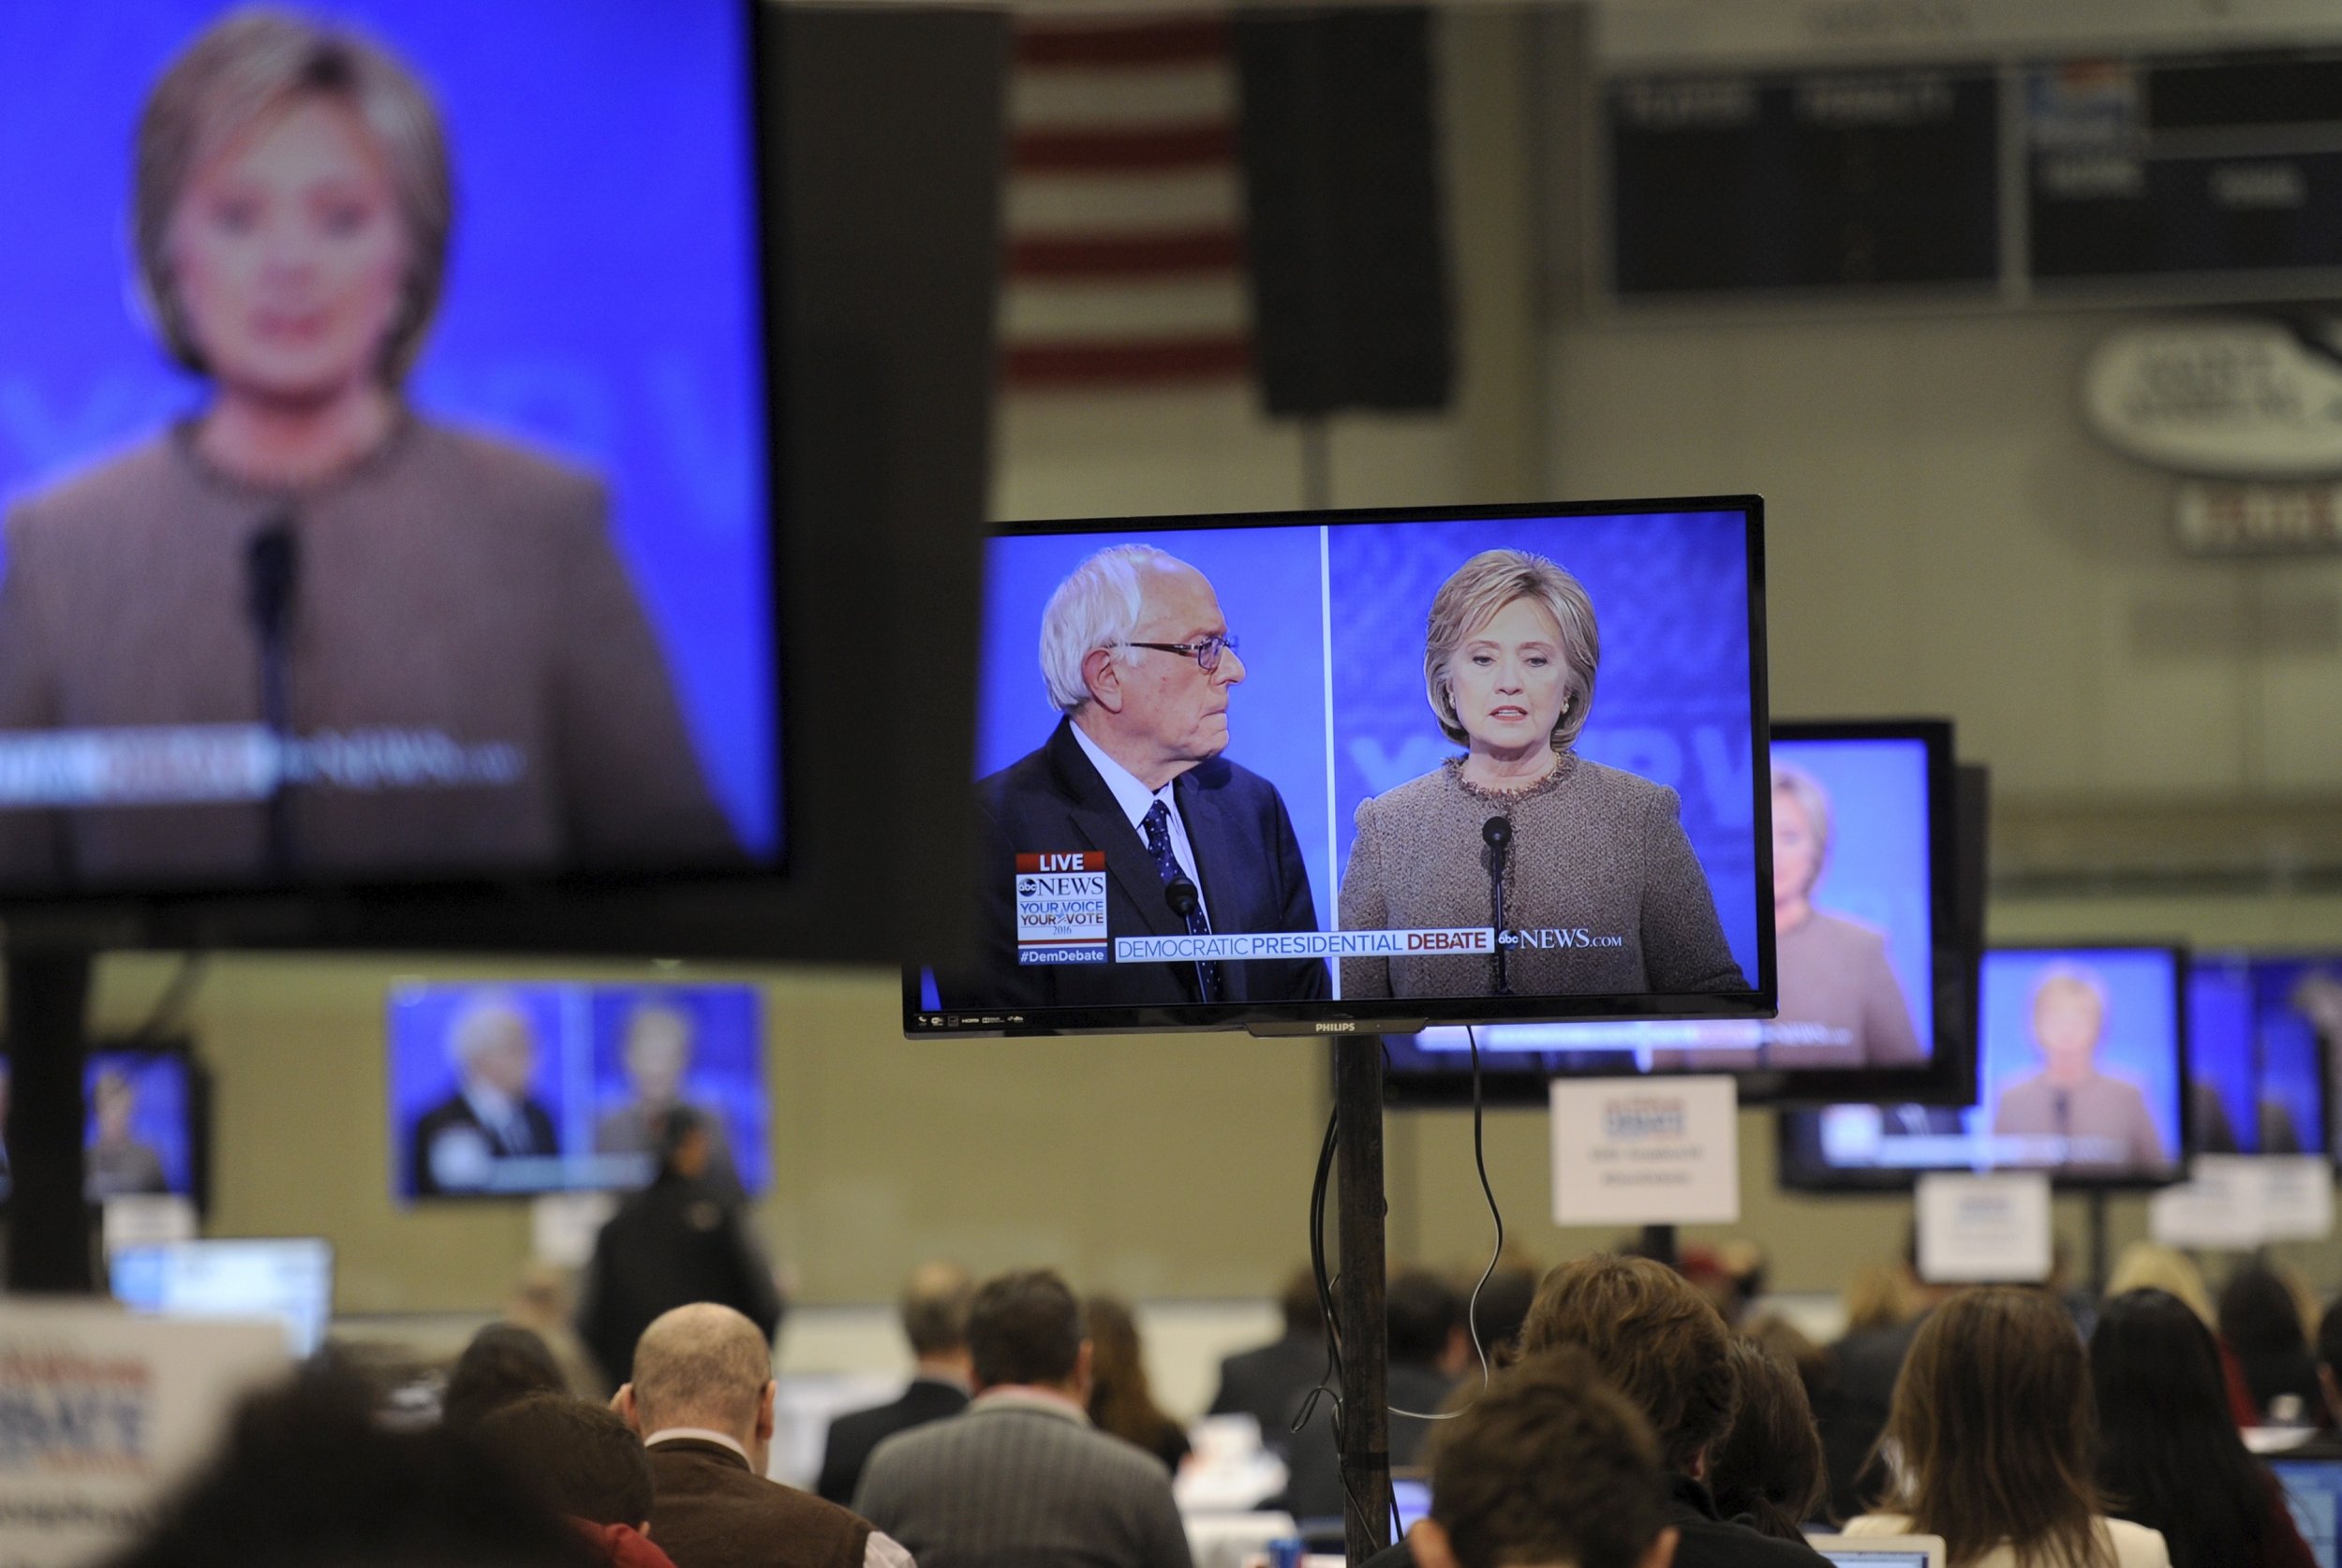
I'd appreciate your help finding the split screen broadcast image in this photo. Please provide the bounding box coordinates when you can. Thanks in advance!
[0,1,778,895]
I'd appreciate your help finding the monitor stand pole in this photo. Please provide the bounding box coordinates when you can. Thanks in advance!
[5,946,94,1292]
[2085,1190,2110,1297]
[1334,1034,1390,1563]
[1638,1222,1681,1269]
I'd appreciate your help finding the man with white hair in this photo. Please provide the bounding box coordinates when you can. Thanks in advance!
[408,994,559,1195]
[936,543,1327,1011]
[618,1303,913,1568]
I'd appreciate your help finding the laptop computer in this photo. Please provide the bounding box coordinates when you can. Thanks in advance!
[1805,1535,1948,1568]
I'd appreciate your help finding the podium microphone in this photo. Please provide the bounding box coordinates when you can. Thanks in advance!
[1483,816,1513,996]
[245,516,300,876]
[1164,874,1217,1001]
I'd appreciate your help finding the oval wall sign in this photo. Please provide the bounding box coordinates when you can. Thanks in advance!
[2082,320,2342,479]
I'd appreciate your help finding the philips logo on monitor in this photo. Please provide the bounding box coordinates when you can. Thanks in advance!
[1602,1097,1689,1139]
[1015,851,1107,966]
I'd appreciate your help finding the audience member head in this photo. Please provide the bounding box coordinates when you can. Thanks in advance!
[1084,1294,1177,1455]
[476,1393,655,1531]
[1878,1286,2102,1568]
[2104,1241,2214,1325]
[1468,1256,1542,1364]
[1279,1265,1326,1339]
[1742,1315,1828,1412]
[967,1268,1089,1399]
[2219,1261,2313,1354]
[1519,1253,1738,1477]
[2091,1288,2271,1568]
[1389,1267,1466,1372]
[442,1322,567,1430]
[654,1105,714,1183]
[110,1370,600,1568]
[1707,1337,1825,1543]
[901,1261,974,1376]
[1410,1347,1677,1568]
[617,1303,776,1472]
[1843,1261,1921,1336]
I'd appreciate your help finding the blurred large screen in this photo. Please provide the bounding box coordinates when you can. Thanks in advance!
[1781,944,2189,1191]
[1380,721,1974,1104]
[389,981,763,1200]
[0,1,777,895]
[2190,954,2333,1158]
[905,500,1773,1034]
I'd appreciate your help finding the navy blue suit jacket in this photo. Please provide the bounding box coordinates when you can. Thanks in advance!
[937,719,1329,1011]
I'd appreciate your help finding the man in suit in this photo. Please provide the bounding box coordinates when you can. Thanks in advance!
[1207,1267,1325,1457]
[936,545,1327,1012]
[852,1268,1193,1568]
[818,1262,974,1504]
[616,1303,911,1568]
[578,1110,783,1385]
[408,996,560,1196]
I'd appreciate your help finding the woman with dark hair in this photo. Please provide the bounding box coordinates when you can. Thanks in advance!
[441,1323,566,1429]
[1708,1337,1826,1542]
[1845,1286,2171,1568]
[1083,1295,1190,1474]
[2220,1263,2330,1427]
[2090,1289,2315,1568]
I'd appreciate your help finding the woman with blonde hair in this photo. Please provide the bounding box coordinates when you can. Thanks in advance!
[1845,1287,2170,1568]
[1337,548,1744,999]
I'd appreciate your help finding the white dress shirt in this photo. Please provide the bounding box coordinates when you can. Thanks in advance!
[1070,722,1211,925]
[644,1428,918,1568]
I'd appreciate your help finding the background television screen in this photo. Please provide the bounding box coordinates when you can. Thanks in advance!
[389,981,764,1200]
[0,1043,206,1206]
[1381,721,1976,1104]
[907,499,1773,1035]
[0,0,777,895]
[111,1236,333,1358]
[1781,944,2189,1191]
[2190,954,2333,1158]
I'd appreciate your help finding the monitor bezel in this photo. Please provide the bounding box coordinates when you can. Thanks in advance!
[901,493,1777,1038]
[1379,718,1976,1107]
[1776,940,2194,1194]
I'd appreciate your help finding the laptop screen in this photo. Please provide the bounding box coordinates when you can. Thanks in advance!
[1391,1477,1431,1535]
[2275,1458,2342,1568]
[1816,1554,1933,1568]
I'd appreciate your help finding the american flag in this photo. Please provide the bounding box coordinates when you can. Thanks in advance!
[1001,9,1253,392]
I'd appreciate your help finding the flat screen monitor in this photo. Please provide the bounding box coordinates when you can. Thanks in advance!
[389,981,763,1201]
[0,1041,208,1207]
[111,1236,334,1358]
[2190,954,2333,1157]
[1381,720,1976,1105]
[1780,944,2189,1191]
[0,6,778,902]
[2275,1457,2342,1568]
[905,498,1774,1035]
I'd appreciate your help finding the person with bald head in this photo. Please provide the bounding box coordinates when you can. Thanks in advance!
[936,543,1327,1013]
[618,1304,912,1568]
[409,994,559,1195]
[818,1263,976,1504]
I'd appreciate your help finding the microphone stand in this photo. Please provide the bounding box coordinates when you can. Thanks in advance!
[1164,875,1213,1002]
[1483,816,1513,996]
[245,518,299,879]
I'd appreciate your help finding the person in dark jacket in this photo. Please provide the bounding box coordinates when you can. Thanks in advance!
[2221,1263,2330,1427]
[578,1108,782,1385]
[818,1262,974,1504]
[1207,1267,1326,1456]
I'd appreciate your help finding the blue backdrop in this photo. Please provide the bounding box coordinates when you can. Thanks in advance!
[1977,949,2183,1158]
[83,1051,195,1195]
[977,526,1335,929]
[1326,512,1762,987]
[0,1,776,853]
[2189,958,2258,1150]
[386,980,766,1198]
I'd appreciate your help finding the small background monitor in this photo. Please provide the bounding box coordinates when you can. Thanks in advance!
[1381,720,1976,1106]
[2190,954,2333,1157]
[388,981,765,1201]
[0,1039,209,1210]
[110,1236,334,1358]
[1780,944,2188,1191]
[2275,1457,2342,1568]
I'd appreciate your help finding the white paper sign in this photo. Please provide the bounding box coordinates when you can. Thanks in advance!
[0,1301,288,1566]
[2253,1156,2335,1243]
[100,1195,199,1255]
[2150,1154,2267,1249]
[530,1191,619,1269]
[1550,1076,1739,1226]
[1916,1171,2053,1283]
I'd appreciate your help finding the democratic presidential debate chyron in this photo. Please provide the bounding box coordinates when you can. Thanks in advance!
[903,497,1778,1037]
[0,3,779,905]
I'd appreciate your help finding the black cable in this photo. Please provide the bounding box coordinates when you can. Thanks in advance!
[123,953,210,1047]
[1296,1101,1384,1543]
[1387,1023,1505,1422]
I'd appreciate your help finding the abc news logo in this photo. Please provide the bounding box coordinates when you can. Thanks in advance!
[1495,926,1627,951]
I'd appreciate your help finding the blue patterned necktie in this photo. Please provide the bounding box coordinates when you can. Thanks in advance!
[1141,800,1222,1001]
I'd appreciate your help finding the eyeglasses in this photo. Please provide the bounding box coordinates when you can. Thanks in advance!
[1123,633,1240,673]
